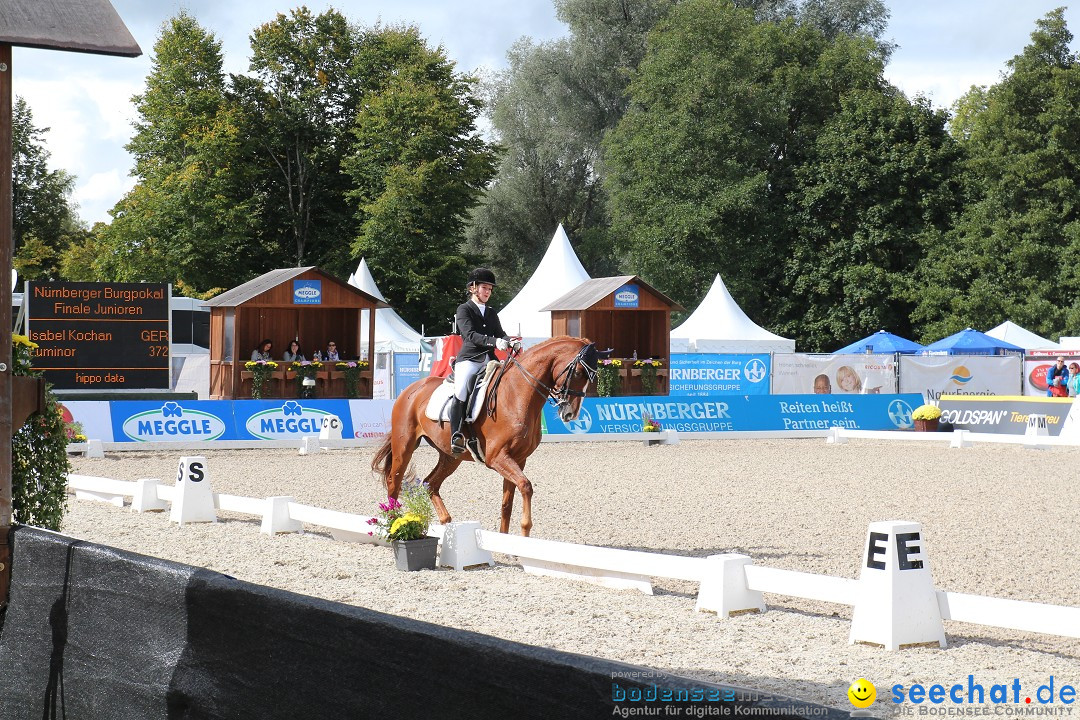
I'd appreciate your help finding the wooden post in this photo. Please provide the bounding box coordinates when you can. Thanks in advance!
[0,43,15,608]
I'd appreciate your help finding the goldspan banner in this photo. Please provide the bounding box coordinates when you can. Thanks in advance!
[898,355,1022,403]
[937,395,1073,435]
[770,354,897,395]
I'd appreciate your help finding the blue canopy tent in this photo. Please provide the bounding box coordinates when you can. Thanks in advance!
[921,327,1024,355]
[835,330,924,354]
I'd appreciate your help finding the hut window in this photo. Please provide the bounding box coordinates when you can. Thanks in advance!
[223,308,235,361]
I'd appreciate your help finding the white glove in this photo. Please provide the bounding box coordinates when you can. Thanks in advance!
[495,337,510,351]
[510,339,523,352]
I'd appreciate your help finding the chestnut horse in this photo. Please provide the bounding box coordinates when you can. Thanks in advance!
[371,336,598,535]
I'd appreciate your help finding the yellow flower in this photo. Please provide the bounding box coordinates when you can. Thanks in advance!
[12,334,38,349]
[390,512,422,535]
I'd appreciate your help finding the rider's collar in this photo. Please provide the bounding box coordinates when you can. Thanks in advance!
[471,298,487,314]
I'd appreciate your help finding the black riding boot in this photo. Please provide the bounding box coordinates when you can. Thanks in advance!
[449,397,466,455]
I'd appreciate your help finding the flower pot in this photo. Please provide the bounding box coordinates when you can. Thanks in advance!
[914,418,939,432]
[391,536,439,571]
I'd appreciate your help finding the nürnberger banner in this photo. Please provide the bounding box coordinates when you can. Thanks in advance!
[770,354,897,395]
[1023,350,1080,396]
[938,395,1073,435]
[898,355,1022,403]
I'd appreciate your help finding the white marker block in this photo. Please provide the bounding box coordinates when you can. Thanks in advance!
[85,439,105,458]
[696,554,765,617]
[133,478,167,512]
[298,436,321,455]
[949,429,972,448]
[850,520,945,650]
[319,414,343,440]
[169,456,217,525]
[826,427,847,444]
[439,521,493,571]
[1023,414,1050,450]
[261,496,303,535]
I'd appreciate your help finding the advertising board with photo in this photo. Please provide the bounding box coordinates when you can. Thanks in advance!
[770,354,898,395]
[898,355,1022,402]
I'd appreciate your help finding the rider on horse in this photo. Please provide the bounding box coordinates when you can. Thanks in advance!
[451,268,521,455]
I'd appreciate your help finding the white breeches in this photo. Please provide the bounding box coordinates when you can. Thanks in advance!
[453,359,484,401]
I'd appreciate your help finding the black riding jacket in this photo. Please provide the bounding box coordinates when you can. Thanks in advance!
[455,300,508,363]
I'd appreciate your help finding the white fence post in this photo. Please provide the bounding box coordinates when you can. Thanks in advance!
[439,521,493,571]
[133,478,167,512]
[849,520,945,650]
[261,496,302,535]
[696,554,765,617]
[298,436,321,455]
[169,456,217,526]
[85,439,105,458]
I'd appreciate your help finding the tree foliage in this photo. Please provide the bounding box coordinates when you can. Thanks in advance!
[12,97,81,281]
[913,9,1080,341]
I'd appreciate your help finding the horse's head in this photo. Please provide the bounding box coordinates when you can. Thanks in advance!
[548,339,599,423]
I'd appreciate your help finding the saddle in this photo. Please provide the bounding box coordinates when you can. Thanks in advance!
[424,359,502,424]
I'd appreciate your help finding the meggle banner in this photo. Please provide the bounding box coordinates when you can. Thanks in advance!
[668,354,770,396]
[238,400,354,440]
[542,394,922,435]
[111,400,238,442]
[898,355,1022,403]
[938,395,1073,435]
[771,354,898,395]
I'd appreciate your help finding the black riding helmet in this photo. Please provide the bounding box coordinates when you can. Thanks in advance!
[468,267,497,287]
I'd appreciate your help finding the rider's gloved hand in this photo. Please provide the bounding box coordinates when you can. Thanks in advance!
[495,337,510,351]
[510,339,522,353]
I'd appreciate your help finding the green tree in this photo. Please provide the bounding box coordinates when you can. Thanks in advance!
[12,97,81,280]
[604,0,885,319]
[95,11,264,292]
[780,90,961,349]
[346,26,498,329]
[913,9,1080,340]
[231,7,362,273]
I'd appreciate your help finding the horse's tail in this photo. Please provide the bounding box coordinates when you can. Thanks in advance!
[371,433,393,483]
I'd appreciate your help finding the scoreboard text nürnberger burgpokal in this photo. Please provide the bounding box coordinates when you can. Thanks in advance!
[27,282,170,389]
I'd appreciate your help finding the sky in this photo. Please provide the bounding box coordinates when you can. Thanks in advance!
[10,0,1080,226]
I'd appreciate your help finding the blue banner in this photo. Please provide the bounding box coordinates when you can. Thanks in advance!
[543,394,921,435]
[668,354,770,396]
[392,352,422,398]
[109,399,356,442]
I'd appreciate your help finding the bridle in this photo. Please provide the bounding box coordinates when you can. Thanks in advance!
[487,342,598,417]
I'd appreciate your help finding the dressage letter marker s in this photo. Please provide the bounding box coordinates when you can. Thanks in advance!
[169,456,217,526]
[849,520,945,650]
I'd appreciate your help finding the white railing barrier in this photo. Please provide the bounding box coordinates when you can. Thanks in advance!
[828,426,1080,448]
[64,472,1080,649]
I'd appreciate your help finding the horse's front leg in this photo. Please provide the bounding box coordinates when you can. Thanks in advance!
[488,456,532,536]
[424,452,463,525]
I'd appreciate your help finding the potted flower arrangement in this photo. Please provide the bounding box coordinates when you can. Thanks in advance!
[244,360,278,399]
[642,412,662,432]
[634,358,663,395]
[367,479,438,571]
[912,403,942,432]
[336,360,370,398]
[290,359,322,399]
[597,358,622,397]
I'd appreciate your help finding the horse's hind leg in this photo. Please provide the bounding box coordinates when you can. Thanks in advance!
[386,434,421,500]
[423,452,463,525]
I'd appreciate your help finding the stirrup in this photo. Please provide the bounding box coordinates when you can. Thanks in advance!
[450,432,466,455]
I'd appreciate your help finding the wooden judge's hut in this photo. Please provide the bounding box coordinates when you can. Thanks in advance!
[204,267,387,399]
[541,275,683,396]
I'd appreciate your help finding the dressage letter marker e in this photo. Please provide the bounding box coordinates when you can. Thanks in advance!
[169,456,217,526]
[850,520,945,650]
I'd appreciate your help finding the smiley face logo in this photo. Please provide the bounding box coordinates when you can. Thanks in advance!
[848,678,876,708]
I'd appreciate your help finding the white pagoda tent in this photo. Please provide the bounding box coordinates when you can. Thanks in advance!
[349,258,423,352]
[499,224,591,347]
[986,320,1059,351]
[670,273,795,353]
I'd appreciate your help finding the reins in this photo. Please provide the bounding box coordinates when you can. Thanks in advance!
[486,342,597,418]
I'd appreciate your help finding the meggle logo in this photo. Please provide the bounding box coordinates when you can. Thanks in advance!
[614,290,637,303]
[123,402,226,441]
[294,286,320,300]
[950,366,973,385]
[246,401,334,439]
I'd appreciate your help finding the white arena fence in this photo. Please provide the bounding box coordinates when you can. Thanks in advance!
[66,457,1080,651]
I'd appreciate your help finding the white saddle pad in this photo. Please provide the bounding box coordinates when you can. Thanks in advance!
[425,360,501,422]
